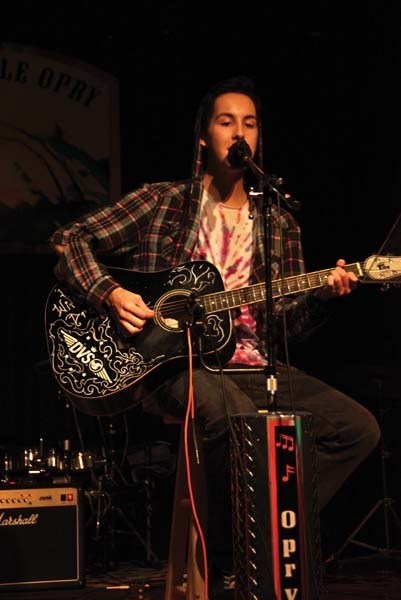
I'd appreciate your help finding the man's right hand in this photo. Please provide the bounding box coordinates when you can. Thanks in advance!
[106,287,154,335]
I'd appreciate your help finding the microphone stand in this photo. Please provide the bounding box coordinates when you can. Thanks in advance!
[239,149,301,411]
[195,162,301,412]
[197,142,301,412]
[250,183,278,411]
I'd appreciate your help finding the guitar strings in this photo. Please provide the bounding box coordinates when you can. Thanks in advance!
[149,261,394,318]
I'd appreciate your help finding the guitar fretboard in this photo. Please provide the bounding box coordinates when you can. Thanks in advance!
[202,262,363,314]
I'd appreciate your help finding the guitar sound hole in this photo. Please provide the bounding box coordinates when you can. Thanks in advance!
[155,290,198,332]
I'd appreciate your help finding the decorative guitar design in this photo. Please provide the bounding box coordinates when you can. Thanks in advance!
[45,256,401,416]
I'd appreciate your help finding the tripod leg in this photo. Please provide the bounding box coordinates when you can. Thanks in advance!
[329,376,401,563]
[113,505,160,565]
[331,497,401,561]
[388,501,401,531]
[334,499,385,557]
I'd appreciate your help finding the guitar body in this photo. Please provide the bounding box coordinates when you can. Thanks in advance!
[45,261,234,416]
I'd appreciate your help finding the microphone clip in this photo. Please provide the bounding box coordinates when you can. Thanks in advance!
[228,141,301,212]
[266,175,301,212]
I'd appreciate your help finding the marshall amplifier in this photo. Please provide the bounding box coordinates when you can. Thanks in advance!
[0,486,84,591]
[230,411,324,600]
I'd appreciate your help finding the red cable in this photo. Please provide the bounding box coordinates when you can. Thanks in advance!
[183,327,209,599]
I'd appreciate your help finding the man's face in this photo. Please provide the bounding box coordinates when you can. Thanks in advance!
[201,92,259,171]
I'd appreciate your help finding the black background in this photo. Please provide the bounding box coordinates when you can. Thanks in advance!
[1,1,401,559]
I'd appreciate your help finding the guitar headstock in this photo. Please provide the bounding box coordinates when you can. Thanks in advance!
[362,255,401,281]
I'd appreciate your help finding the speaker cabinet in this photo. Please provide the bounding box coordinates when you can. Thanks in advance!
[230,412,324,600]
[0,486,84,591]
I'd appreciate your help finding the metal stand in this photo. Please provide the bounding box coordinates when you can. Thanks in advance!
[332,379,401,560]
[85,416,160,570]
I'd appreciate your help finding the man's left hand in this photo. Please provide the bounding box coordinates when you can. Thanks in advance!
[315,258,359,301]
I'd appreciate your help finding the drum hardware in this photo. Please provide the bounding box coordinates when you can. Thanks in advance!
[59,438,71,472]
[0,437,101,486]
[328,377,401,562]
[70,450,94,471]
[83,416,160,570]
[0,439,49,478]
[126,440,176,567]
[46,447,61,469]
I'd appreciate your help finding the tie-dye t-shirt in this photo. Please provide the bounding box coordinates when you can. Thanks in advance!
[192,190,266,366]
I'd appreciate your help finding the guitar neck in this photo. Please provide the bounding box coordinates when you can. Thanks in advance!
[202,262,364,314]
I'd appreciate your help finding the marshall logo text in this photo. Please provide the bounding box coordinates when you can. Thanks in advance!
[0,512,39,526]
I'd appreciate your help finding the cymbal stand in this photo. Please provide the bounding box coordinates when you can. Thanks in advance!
[85,415,159,570]
[333,378,401,560]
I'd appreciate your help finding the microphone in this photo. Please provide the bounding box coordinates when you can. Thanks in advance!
[227,140,302,211]
[227,140,252,168]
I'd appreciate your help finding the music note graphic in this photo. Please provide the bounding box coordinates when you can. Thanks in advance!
[275,433,295,452]
[282,464,296,482]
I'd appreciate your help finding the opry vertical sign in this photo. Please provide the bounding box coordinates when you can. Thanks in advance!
[268,415,310,600]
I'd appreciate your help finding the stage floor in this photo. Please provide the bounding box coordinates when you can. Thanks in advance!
[2,554,401,600]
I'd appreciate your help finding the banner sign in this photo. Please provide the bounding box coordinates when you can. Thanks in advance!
[0,42,120,251]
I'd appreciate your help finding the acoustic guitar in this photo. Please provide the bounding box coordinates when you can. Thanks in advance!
[45,256,401,416]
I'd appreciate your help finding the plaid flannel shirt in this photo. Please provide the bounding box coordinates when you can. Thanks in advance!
[51,178,328,359]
